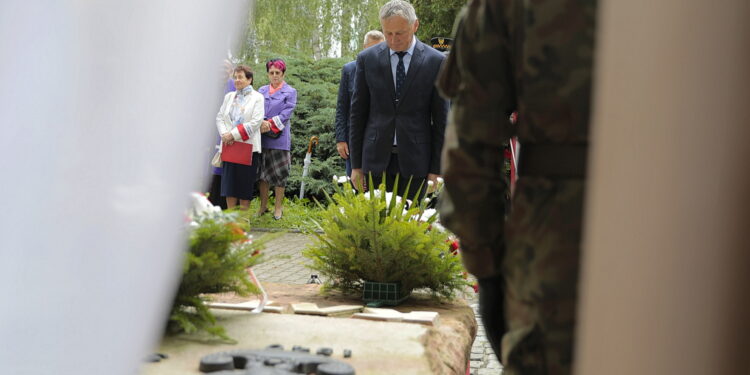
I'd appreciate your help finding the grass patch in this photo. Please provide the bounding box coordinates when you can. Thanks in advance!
[235,197,323,233]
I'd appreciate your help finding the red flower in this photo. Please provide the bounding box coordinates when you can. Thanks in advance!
[227,223,245,236]
[510,111,518,124]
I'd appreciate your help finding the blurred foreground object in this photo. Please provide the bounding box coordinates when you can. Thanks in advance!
[576,0,750,374]
[0,1,250,373]
[437,0,595,372]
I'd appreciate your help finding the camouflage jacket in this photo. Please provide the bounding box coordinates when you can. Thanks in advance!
[437,0,595,278]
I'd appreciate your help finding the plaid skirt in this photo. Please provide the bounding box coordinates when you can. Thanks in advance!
[259,148,291,187]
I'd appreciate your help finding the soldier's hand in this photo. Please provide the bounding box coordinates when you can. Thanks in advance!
[336,142,349,159]
[351,168,366,192]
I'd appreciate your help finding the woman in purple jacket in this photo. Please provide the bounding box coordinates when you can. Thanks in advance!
[257,58,297,220]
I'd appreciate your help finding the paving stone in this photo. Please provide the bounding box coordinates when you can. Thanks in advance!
[470,352,484,361]
[477,368,502,375]
[486,359,502,369]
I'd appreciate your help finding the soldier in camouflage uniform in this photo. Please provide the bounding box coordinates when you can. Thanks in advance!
[437,0,596,374]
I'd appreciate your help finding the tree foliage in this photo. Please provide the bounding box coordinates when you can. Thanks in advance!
[412,0,466,42]
[244,0,388,61]
[243,0,465,61]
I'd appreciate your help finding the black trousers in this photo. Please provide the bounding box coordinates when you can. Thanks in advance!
[368,152,428,201]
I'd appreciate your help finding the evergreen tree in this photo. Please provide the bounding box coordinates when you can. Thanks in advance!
[412,0,467,42]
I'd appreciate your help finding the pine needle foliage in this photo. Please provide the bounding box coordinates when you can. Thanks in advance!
[303,175,469,299]
[168,212,264,341]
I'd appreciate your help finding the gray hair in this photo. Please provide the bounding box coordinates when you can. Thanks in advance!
[363,30,385,45]
[379,0,417,25]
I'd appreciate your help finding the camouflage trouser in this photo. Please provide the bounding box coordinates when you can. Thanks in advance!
[501,177,584,375]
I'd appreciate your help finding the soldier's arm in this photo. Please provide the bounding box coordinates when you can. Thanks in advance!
[437,0,515,279]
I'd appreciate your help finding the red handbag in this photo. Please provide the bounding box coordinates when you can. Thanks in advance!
[221,142,253,166]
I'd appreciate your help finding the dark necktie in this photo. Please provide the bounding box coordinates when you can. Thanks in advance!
[395,51,407,100]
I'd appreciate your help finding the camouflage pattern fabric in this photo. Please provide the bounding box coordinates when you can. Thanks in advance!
[436,0,516,279]
[437,0,596,373]
[501,178,584,374]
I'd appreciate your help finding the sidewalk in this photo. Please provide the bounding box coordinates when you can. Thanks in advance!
[252,232,315,285]
[251,232,503,375]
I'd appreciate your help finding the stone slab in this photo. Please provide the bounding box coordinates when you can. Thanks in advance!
[291,302,364,316]
[170,283,476,374]
[352,308,440,326]
[206,300,292,314]
[141,311,432,375]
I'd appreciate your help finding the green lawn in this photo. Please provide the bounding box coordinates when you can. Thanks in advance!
[233,197,323,233]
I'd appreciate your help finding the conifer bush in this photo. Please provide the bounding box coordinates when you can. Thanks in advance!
[168,211,264,341]
[303,175,469,299]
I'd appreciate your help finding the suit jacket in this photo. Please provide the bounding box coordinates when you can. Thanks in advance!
[349,40,448,177]
[334,61,356,143]
[216,88,265,153]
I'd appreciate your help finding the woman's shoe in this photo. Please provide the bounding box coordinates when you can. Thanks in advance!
[256,208,270,217]
[273,208,282,220]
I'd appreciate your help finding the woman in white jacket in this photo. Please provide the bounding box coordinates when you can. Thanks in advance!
[216,65,264,209]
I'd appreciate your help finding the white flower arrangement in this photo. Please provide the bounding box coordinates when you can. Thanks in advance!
[187,192,222,227]
[329,173,447,228]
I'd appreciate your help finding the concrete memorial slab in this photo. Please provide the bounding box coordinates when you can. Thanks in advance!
[142,312,431,374]
[144,283,475,374]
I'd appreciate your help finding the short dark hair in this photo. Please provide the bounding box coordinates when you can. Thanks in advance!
[234,65,253,81]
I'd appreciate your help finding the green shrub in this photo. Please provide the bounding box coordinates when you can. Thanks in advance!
[168,211,265,341]
[303,175,469,299]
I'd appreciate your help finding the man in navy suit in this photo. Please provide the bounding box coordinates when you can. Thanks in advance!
[349,0,449,199]
[335,30,384,177]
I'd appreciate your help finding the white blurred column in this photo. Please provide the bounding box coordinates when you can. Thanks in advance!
[0,1,249,374]
[576,1,750,374]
